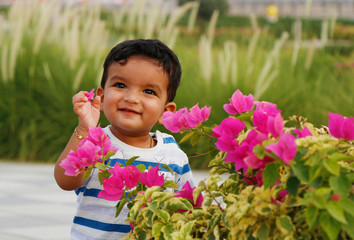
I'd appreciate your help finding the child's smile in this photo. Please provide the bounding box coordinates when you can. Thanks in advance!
[97,56,176,142]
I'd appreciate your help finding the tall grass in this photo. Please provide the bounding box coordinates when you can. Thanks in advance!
[0,1,352,168]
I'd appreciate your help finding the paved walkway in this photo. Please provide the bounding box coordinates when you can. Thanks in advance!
[0,161,210,240]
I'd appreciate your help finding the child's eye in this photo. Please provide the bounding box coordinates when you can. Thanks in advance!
[144,89,156,95]
[115,83,126,88]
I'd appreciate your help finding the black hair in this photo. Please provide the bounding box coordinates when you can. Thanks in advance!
[100,39,182,102]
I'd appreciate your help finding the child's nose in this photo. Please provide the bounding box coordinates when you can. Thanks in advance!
[123,91,140,103]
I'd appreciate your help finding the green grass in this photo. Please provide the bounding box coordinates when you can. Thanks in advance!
[0,1,353,169]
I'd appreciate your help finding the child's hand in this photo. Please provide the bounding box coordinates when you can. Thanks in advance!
[72,90,101,134]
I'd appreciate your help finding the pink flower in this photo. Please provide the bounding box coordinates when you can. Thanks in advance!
[98,175,125,201]
[184,103,211,128]
[328,113,354,140]
[293,126,312,138]
[223,89,254,115]
[82,126,118,156]
[266,133,297,164]
[254,101,279,112]
[271,189,288,204]
[175,181,203,207]
[109,163,141,189]
[211,117,245,152]
[140,166,165,188]
[161,105,211,133]
[85,88,95,102]
[59,150,83,176]
[240,170,263,187]
[267,113,284,138]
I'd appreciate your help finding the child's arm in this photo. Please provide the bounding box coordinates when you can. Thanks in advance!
[54,91,101,191]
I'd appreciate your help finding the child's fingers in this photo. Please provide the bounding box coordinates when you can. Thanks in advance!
[72,91,89,105]
[92,95,101,110]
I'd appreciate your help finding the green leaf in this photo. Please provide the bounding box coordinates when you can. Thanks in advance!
[319,212,340,240]
[98,170,111,185]
[236,111,253,121]
[148,200,158,213]
[338,198,354,217]
[115,198,127,218]
[256,223,269,240]
[323,157,340,176]
[95,162,107,170]
[135,164,146,173]
[162,164,174,175]
[326,201,347,224]
[342,213,354,238]
[181,220,195,238]
[162,223,174,240]
[163,180,178,189]
[309,164,322,183]
[291,159,309,183]
[286,176,300,196]
[126,156,139,166]
[102,151,116,161]
[179,131,195,144]
[83,166,93,179]
[190,133,200,146]
[305,205,318,228]
[329,175,350,196]
[276,216,295,234]
[263,163,279,189]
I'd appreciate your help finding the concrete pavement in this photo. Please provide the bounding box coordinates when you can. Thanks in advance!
[0,161,210,240]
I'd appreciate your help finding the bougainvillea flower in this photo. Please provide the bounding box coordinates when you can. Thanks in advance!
[267,113,284,138]
[254,101,279,113]
[240,170,263,187]
[185,103,211,128]
[271,189,289,204]
[328,113,354,140]
[60,150,83,176]
[293,126,312,138]
[175,181,203,207]
[140,166,164,188]
[81,126,118,156]
[211,117,245,152]
[225,145,250,171]
[109,163,141,189]
[266,133,297,164]
[223,89,254,115]
[161,108,188,132]
[77,140,102,166]
[85,88,95,102]
[244,153,274,170]
[98,175,125,201]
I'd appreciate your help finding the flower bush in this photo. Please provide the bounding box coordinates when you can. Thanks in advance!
[62,89,353,240]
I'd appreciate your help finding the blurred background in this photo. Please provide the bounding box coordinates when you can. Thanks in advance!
[0,0,353,169]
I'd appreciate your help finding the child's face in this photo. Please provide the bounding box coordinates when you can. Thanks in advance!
[97,56,176,137]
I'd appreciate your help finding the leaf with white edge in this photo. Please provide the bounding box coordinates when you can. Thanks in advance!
[144,186,161,199]
[326,201,347,224]
[263,163,279,189]
[181,220,195,238]
[156,209,170,223]
[162,223,174,240]
[179,131,195,144]
[163,180,178,189]
[126,156,139,166]
[319,212,340,240]
[193,187,204,204]
[276,216,295,234]
[152,222,164,238]
[148,200,158,213]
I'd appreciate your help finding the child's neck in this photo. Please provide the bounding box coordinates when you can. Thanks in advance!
[110,127,155,148]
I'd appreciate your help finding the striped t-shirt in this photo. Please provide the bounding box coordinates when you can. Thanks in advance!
[71,126,195,239]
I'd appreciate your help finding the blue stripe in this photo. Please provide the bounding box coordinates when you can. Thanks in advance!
[107,158,191,175]
[163,136,177,144]
[73,216,131,233]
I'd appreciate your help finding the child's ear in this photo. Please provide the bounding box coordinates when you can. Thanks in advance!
[158,102,176,124]
[96,87,104,111]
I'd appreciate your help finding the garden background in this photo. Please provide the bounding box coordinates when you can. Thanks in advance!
[0,0,353,169]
